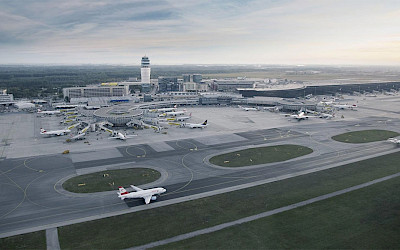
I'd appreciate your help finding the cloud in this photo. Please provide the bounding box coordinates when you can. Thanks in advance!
[1,0,400,64]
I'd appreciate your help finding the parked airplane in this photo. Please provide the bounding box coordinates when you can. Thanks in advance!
[109,131,137,140]
[164,110,187,117]
[70,124,90,140]
[40,122,80,136]
[333,104,357,110]
[180,120,208,128]
[263,106,280,112]
[290,111,318,121]
[319,113,335,119]
[161,113,192,122]
[387,138,400,144]
[239,105,258,111]
[151,105,178,113]
[117,185,166,204]
[37,109,61,115]
[40,128,70,136]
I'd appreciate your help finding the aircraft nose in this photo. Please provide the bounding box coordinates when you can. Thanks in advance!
[162,188,167,193]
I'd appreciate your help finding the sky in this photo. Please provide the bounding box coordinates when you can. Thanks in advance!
[1,0,400,65]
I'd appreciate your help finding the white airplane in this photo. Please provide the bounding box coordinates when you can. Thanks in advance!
[387,138,400,144]
[181,120,208,128]
[161,113,192,122]
[40,128,70,136]
[263,106,280,112]
[109,131,137,140]
[117,185,166,204]
[142,123,164,132]
[333,104,357,110]
[164,110,187,117]
[384,91,396,96]
[37,109,61,115]
[70,124,90,140]
[239,105,258,111]
[40,122,80,136]
[151,105,178,113]
[319,113,335,119]
[290,111,318,121]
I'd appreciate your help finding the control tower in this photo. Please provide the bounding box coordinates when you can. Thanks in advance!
[141,56,151,84]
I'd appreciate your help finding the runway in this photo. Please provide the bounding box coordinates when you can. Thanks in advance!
[1,117,400,237]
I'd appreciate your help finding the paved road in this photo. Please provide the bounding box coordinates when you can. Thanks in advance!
[0,119,399,238]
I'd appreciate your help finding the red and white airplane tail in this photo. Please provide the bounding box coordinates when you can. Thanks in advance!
[40,128,46,133]
[118,186,129,195]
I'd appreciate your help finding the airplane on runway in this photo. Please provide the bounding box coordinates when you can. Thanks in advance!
[37,109,61,115]
[40,128,70,136]
[180,120,208,128]
[239,105,258,111]
[387,138,400,144]
[117,185,166,204]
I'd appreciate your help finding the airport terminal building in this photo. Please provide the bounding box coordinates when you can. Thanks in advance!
[63,84,130,99]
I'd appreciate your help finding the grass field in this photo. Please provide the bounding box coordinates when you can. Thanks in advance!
[209,144,313,167]
[58,151,400,249]
[62,168,161,193]
[0,231,46,249]
[161,176,400,249]
[332,129,399,143]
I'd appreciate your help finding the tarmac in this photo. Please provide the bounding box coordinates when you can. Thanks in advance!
[0,94,400,241]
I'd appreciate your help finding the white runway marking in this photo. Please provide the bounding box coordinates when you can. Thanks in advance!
[69,148,123,163]
[194,134,247,145]
[147,142,175,152]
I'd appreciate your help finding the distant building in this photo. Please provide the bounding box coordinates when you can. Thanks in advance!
[182,74,202,83]
[183,82,208,92]
[0,89,14,103]
[183,74,191,82]
[214,79,255,92]
[192,74,202,83]
[63,85,130,99]
[158,77,180,92]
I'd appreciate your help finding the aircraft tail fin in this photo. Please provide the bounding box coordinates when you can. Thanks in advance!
[118,186,129,195]
[40,128,46,133]
[202,120,207,125]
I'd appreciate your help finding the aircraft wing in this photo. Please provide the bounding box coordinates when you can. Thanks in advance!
[143,195,152,204]
[130,185,143,191]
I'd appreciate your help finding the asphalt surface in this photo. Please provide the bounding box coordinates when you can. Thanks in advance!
[1,95,400,238]
[1,115,400,237]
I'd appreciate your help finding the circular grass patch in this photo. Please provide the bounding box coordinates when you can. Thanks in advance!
[63,168,161,193]
[332,130,400,143]
[209,144,313,168]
